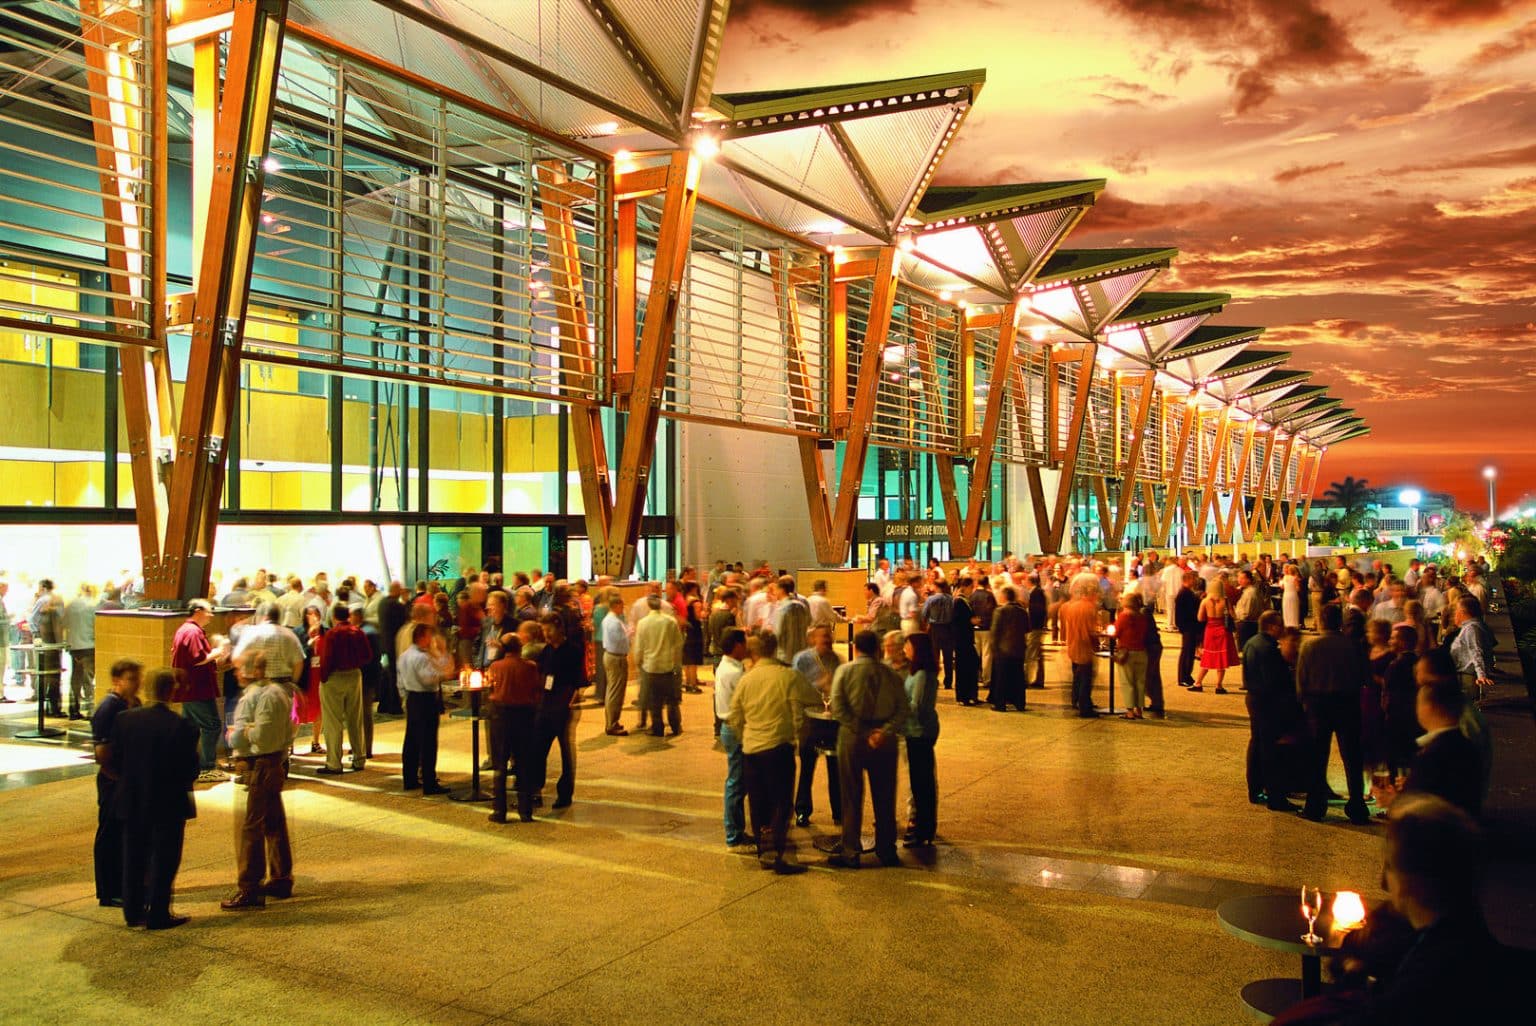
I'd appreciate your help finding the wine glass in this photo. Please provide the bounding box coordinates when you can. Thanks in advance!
[1300,885,1323,945]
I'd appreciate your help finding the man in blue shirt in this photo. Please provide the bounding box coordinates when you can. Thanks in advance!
[922,580,956,691]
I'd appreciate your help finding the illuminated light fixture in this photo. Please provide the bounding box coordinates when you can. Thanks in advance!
[831,246,848,265]
[882,343,906,365]
[938,289,952,302]
[260,212,275,226]
[1483,465,1496,481]
[592,121,620,136]
[1331,891,1366,930]
[957,299,969,311]
[614,148,636,172]
[896,233,916,253]
[1029,325,1049,343]
[1399,488,1423,507]
[1230,408,1250,422]
[262,156,280,174]
[691,132,720,160]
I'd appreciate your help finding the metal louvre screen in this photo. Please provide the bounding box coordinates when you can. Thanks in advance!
[250,36,609,401]
[1074,373,1114,477]
[649,197,829,433]
[0,0,154,342]
[990,337,1048,466]
[1188,416,1215,489]
[863,283,963,455]
[1135,391,1163,480]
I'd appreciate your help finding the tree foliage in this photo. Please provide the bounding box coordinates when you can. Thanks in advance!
[1440,510,1484,560]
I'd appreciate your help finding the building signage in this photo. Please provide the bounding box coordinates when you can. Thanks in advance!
[856,520,995,544]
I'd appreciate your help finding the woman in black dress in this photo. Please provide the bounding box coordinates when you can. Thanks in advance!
[681,583,705,694]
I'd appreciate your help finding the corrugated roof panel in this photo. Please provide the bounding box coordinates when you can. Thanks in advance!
[837,100,960,221]
[998,206,1085,287]
[724,126,885,233]
[1141,312,1211,361]
[907,231,1009,296]
[1075,266,1159,333]
[609,0,706,102]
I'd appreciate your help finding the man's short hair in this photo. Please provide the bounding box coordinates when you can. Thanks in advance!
[1320,603,1343,632]
[1258,610,1283,633]
[1417,663,1465,718]
[333,602,351,622]
[258,602,280,624]
[852,630,880,658]
[411,623,434,644]
[145,667,177,703]
[499,633,522,656]
[721,628,746,653]
[1386,794,1485,912]
[1459,595,1483,619]
[1000,586,1017,603]
[813,579,828,593]
[109,658,142,681]
[646,594,662,610]
[243,650,268,678]
[187,598,212,615]
[757,630,779,659]
[778,574,797,595]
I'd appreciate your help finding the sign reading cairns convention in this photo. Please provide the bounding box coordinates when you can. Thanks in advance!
[856,520,991,543]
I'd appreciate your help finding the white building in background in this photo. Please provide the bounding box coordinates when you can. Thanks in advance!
[1306,486,1457,546]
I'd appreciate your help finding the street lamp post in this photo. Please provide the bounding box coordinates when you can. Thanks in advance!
[1398,489,1422,539]
[1483,466,1497,522]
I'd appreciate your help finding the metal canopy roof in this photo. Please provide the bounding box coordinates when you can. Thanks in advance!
[1105,291,1230,364]
[1022,248,1175,340]
[899,180,1104,298]
[1204,348,1290,401]
[1236,368,1313,414]
[1161,325,1262,386]
[1277,397,1345,429]
[703,69,984,240]
[290,0,730,139]
[1262,384,1328,414]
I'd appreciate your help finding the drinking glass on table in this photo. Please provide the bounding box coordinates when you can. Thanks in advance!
[1300,885,1323,944]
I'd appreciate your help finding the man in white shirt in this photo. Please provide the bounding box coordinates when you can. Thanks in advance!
[634,595,684,737]
[233,605,305,691]
[896,574,921,636]
[741,578,772,634]
[599,594,630,736]
[221,652,296,911]
[806,580,843,631]
[872,559,894,600]
[714,629,749,849]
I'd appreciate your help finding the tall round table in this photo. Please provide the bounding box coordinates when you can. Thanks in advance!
[448,679,491,803]
[1217,892,1358,1021]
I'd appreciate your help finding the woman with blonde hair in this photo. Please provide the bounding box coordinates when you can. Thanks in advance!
[1192,572,1236,694]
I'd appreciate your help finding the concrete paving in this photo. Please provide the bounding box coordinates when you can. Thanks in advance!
[1,628,1530,1026]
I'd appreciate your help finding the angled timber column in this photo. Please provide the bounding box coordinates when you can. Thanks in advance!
[1104,370,1156,549]
[1220,420,1257,543]
[535,159,615,554]
[1152,396,1198,548]
[935,304,1018,558]
[798,248,900,566]
[768,251,819,433]
[1024,344,1097,554]
[1290,445,1324,539]
[1253,432,1295,539]
[153,0,289,601]
[1191,408,1232,545]
[1240,428,1275,544]
[80,0,173,577]
[601,150,700,577]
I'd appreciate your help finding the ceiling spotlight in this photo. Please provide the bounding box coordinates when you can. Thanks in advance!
[691,132,720,160]
[938,289,952,302]
[897,234,916,253]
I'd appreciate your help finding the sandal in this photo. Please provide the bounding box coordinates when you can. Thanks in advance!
[309,743,325,754]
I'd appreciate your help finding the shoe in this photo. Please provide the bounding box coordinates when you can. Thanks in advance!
[195,769,228,783]
[795,814,810,827]
[1298,808,1326,823]
[421,784,450,796]
[315,766,344,776]
[220,892,265,911]
[480,758,494,770]
[551,797,572,810]
[991,705,1008,712]
[876,850,901,868]
[1345,805,1372,826]
[309,744,325,754]
[146,914,189,930]
[487,812,508,824]
[1147,709,1165,719]
[124,915,145,928]
[605,726,629,736]
[263,880,293,899]
[902,837,933,849]
[403,781,420,791]
[1249,794,1266,805]
[99,897,124,908]
[1078,710,1099,718]
[1267,800,1300,812]
[1214,686,1229,695]
[825,853,860,869]
[518,813,534,823]
[351,762,366,772]
[650,729,664,737]
[1187,686,1204,692]
[772,857,808,876]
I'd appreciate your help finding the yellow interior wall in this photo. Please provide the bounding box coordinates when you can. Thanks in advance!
[0,259,81,367]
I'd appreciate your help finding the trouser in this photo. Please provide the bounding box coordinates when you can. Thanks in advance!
[636,663,651,725]
[320,669,365,770]
[794,718,842,823]
[235,751,293,896]
[1178,629,1200,684]
[94,777,121,903]
[974,629,992,685]
[930,624,954,688]
[1302,694,1366,817]
[1145,649,1165,713]
[1236,620,1259,656]
[181,699,222,770]
[905,734,938,841]
[603,653,629,730]
[720,723,747,845]
[643,669,681,735]
[402,690,441,788]
[361,679,376,758]
[953,642,979,705]
[990,655,1026,710]
[377,662,403,714]
[121,817,185,926]
[593,640,607,706]
[1025,629,1046,685]
[1245,695,1285,804]
[488,702,538,819]
[1071,660,1095,713]
[1119,650,1148,709]
[68,649,95,717]
[37,649,61,713]
[533,707,576,804]
[743,742,795,856]
[838,728,899,860]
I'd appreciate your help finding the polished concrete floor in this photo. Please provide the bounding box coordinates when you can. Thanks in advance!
[2,628,1531,1026]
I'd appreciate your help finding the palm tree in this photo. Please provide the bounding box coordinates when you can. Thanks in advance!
[1322,475,1371,516]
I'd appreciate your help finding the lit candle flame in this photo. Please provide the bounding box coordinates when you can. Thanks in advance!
[1331,891,1366,929]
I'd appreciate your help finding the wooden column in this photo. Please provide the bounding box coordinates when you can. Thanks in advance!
[1103,370,1156,549]
[1024,344,1097,554]
[1220,420,1257,545]
[1152,396,1197,548]
[1191,408,1231,546]
[935,304,1019,558]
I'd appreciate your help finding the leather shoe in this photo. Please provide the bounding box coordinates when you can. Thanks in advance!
[605,726,628,736]
[1267,800,1300,812]
[220,892,265,911]
[794,814,810,827]
[146,914,190,930]
[487,812,507,824]
[263,880,293,899]
[825,853,860,869]
[99,897,124,908]
[1297,808,1326,822]
[551,797,572,810]
[315,766,344,776]
[772,857,808,876]
[876,851,901,868]
[421,784,450,796]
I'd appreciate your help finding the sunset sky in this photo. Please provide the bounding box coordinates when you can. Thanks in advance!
[717,0,1536,514]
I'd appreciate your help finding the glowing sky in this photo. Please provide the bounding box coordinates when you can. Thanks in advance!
[717,0,1536,513]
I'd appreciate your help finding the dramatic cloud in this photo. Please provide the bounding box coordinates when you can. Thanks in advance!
[729,0,918,27]
[1468,19,1536,65]
[1390,0,1533,25]
[1272,161,1344,183]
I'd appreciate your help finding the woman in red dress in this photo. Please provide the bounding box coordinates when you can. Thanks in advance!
[298,603,326,752]
[1191,573,1236,694]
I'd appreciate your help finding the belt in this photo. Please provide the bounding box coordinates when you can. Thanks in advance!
[238,750,284,760]
[270,676,293,683]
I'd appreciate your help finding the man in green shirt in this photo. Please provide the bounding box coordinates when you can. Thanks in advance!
[827,630,911,868]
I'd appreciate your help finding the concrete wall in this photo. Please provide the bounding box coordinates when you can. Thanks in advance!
[1007,464,1059,556]
[676,422,822,571]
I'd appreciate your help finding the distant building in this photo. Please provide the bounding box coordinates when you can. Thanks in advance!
[1306,486,1456,544]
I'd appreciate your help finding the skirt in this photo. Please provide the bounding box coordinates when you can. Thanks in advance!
[1200,620,1236,670]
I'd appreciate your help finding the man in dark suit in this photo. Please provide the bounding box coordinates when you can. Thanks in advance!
[1242,612,1298,812]
[1174,572,1201,688]
[950,579,980,705]
[108,667,199,929]
[1372,664,1484,818]
[989,588,1029,712]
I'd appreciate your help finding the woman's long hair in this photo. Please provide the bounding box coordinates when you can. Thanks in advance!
[906,632,938,674]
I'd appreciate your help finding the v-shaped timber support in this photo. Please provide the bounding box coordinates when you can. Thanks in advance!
[1149,395,1198,548]
[797,247,899,566]
[1248,431,1294,541]
[1287,445,1324,538]
[555,150,701,577]
[1024,344,1097,555]
[934,303,1020,559]
[1100,369,1157,550]
[1190,407,1232,547]
[89,0,290,601]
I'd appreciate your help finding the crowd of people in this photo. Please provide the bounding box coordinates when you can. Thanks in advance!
[2,542,1503,925]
